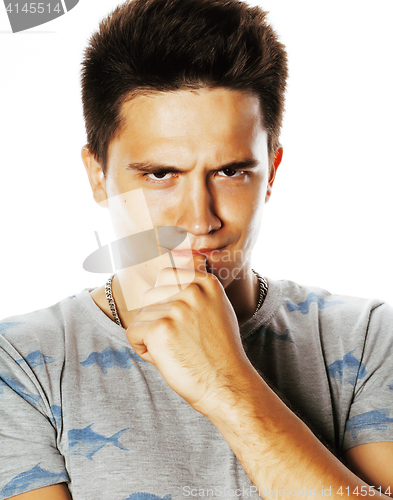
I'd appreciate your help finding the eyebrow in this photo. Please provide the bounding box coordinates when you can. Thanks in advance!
[125,159,260,174]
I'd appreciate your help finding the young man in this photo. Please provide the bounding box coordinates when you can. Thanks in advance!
[0,0,392,499]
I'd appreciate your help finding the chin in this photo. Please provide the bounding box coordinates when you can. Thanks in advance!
[206,261,244,287]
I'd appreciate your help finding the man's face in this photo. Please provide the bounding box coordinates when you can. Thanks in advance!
[96,87,277,287]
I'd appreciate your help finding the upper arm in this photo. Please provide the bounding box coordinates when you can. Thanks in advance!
[344,442,393,495]
[0,336,69,498]
[8,483,71,500]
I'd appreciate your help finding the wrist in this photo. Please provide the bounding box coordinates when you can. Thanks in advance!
[194,363,266,421]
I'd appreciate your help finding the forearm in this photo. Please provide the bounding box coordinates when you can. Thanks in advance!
[203,368,389,500]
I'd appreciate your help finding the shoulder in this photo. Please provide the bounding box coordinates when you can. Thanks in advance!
[275,278,389,321]
[0,289,92,365]
[268,278,393,348]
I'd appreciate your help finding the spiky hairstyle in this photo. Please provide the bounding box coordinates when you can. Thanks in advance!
[81,0,288,174]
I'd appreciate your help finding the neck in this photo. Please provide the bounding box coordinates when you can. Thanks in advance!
[224,263,261,326]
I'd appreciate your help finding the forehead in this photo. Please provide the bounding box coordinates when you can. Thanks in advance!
[109,88,267,165]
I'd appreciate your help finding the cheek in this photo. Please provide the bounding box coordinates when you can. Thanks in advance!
[224,180,266,224]
[107,188,157,238]
[227,182,267,253]
[104,165,137,200]
[141,190,177,226]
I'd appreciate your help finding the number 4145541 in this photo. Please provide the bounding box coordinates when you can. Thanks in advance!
[5,3,61,14]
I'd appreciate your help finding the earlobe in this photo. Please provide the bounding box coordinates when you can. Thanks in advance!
[81,146,108,206]
[265,146,283,203]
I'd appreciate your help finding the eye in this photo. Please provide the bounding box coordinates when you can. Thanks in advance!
[146,172,174,181]
[217,168,244,177]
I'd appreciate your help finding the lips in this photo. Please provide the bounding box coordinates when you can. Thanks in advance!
[162,247,224,257]
[170,249,213,256]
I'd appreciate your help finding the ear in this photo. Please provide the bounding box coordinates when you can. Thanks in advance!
[265,147,283,203]
[81,146,108,206]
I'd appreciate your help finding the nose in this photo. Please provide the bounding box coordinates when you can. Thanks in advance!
[177,177,222,236]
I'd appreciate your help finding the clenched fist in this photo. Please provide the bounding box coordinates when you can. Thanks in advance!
[125,255,256,416]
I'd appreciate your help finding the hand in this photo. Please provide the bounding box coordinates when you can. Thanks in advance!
[125,255,255,415]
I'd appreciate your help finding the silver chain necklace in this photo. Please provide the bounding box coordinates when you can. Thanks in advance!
[105,269,268,328]
[104,276,122,327]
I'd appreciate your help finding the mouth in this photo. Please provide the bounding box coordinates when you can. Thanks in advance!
[161,247,225,257]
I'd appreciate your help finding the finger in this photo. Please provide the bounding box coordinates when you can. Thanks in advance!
[133,304,172,322]
[133,346,156,366]
[126,322,156,365]
[155,267,202,288]
[154,255,208,288]
[155,266,184,287]
[142,284,190,307]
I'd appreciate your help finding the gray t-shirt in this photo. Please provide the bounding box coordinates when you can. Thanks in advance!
[1,278,393,499]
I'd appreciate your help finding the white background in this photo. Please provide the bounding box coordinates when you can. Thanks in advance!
[1,0,392,318]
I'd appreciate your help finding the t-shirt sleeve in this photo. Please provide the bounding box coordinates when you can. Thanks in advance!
[0,334,69,499]
[343,302,393,451]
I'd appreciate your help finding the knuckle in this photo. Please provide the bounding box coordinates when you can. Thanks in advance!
[209,272,219,283]
[203,271,219,288]
[170,300,187,316]
[186,282,200,297]
[160,316,173,328]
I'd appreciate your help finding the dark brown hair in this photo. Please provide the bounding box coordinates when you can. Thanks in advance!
[81,0,288,174]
